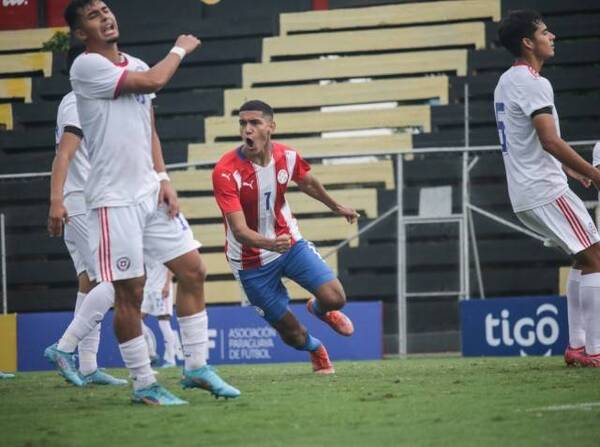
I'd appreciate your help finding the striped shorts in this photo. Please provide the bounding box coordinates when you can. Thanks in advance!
[516,189,599,255]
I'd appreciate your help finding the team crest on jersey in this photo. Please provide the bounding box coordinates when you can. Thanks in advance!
[116,257,131,271]
[277,169,289,184]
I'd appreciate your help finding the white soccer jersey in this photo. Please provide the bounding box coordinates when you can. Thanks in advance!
[55,91,90,217]
[493,62,567,212]
[70,51,159,209]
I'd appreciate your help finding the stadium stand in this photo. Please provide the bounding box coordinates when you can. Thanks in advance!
[1,0,599,355]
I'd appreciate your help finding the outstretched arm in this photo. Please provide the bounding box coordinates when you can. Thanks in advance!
[120,34,201,95]
[48,131,82,236]
[533,114,600,188]
[295,173,359,223]
[225,211,291,253]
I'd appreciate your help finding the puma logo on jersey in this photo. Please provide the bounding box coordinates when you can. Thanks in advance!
[221,172,231,181]
[242,180,255,190]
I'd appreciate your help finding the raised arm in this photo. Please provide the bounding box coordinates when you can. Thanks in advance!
[120,35,201,95]
[295,173,359,224]
[48,130,82,236]
[533,114,600,188]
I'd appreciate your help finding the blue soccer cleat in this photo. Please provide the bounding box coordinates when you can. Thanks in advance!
[132,383,188,406]
[0,371,15,379]
[44,343,85,387]
[83,369,128,386]
[181,365,240,399]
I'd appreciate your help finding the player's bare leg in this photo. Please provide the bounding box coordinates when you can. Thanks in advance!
[307,279,354,336]
[272,311,334,374]
[166,250,240,398]
[573,243,600,367]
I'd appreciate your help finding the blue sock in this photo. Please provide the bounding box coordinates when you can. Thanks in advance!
[311,299,325,316]
[295,334,322,352]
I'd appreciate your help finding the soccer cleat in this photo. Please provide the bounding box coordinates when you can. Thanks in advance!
[310,344,335,375]
[132,383,188,406]
[564,346,586,367]
[83,369,128,386]
[306,298,354,336]
[44,343,86,387]
[0,371,15,379]
[181,365,241,399]
[579,353,600,368]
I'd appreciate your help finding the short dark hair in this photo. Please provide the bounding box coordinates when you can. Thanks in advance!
[64,0,97,30]
[498,10,543,57]
[239,100,274,118]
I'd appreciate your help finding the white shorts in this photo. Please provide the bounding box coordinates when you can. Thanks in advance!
[516,189,600,255]
[141,287,174,316]
[63,213,97,281]
[88,191,201,281]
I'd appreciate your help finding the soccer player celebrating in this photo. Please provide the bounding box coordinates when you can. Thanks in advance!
[212,100,357,374]
[60,0,239,404]
[45,88,126,387]
[495,10,600,367]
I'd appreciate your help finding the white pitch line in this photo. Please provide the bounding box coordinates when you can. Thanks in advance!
[524,402,600,412]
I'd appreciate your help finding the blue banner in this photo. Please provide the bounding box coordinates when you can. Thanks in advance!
[18,301,382,371]
[460,296,568,357]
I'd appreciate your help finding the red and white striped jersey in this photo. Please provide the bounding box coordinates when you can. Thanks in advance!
[212,142,311,271]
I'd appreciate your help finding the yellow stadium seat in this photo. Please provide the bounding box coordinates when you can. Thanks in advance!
[262,22,486,62]
[205,106,430,142]
[0,27,68,52]
[0,104,13,130]
[0,52,53,77]
[243,50,467,87]
[0,78,32,103]
[187,135,412,163]
[279,0,500,35]
[224,76,448,114]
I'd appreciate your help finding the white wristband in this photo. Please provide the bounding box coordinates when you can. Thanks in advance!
[169,46,186,60]
[157,171,170,182]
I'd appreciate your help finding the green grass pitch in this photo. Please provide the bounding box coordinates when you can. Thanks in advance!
[2,357,600,446]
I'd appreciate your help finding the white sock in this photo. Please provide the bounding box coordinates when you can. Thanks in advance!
[579,273,600,355]
[71,292,101,376]
[177,311,208,370]
[566,269,585,348]
[175,331,184,361]
[118,336,156,391]
[158,319,176,364]
[57,282,114,353]
[142,321,157,358]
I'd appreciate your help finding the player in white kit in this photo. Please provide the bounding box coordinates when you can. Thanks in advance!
[141,258,183,368]
[61,0,239,405]
[495,10,600,367]
[45,90,126,387]
[45,92,127,386]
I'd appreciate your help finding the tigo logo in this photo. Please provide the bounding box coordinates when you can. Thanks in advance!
[485,303,560,356]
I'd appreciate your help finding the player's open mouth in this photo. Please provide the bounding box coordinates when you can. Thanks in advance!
[102,23,116,34]
[245,138,254,148]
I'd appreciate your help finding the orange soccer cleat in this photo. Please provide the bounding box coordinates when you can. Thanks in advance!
[579,352,600,368]
[310,344,335,375]
[306,298,354,337]
[564,345,586,367]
